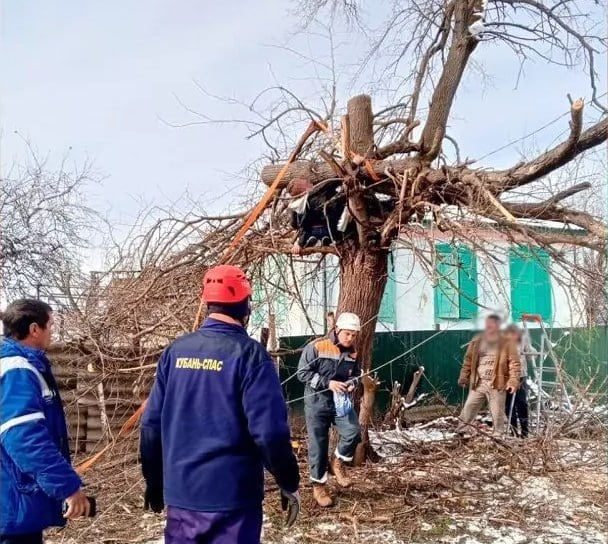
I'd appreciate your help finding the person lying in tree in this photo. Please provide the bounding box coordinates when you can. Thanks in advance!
[287,178,345,254]
[287,177,395,254]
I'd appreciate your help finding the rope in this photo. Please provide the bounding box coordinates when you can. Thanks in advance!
[280,311,382,386]
[286,324,453,405]
[279,272,428,387]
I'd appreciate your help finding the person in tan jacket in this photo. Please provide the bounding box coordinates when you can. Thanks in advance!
[457,314,521,435]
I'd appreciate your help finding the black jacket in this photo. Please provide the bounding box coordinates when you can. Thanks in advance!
[289,181,344,235]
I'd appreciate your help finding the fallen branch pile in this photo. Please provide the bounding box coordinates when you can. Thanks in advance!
[47,413,607,544]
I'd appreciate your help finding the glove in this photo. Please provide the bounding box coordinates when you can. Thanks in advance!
[144,486,164,513]
[280,489,300,528]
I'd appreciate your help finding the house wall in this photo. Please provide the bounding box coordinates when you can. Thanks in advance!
[249,240,584,339]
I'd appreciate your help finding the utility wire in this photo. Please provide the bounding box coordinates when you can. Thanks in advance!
[476,91,608,163]
[286,323,455,405]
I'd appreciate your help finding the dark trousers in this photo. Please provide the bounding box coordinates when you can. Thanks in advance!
[298,224,331,247]
[165,506,263,544]
[0,534,43,544]
[305,407,361,482]
[505,378,529,438]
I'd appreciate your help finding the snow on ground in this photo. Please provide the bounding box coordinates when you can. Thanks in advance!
[263,527,407,544]
[48,416,607,544]
[370,416,459,458]
[435,520,607,544]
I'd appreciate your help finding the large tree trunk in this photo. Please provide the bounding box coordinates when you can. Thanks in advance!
[336,94,387,465]
[337,246,388,465]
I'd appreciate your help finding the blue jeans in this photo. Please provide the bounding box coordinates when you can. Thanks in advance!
[165,506,263,544]
[305,408,361,482]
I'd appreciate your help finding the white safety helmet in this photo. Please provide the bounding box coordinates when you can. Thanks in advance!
[335,312,361,332]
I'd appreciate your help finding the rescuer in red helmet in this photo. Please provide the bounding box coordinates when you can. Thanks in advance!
[140,265,300,544]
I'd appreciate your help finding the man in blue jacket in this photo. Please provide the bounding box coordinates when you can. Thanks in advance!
[0,299,90,544]
[140,265,300,544]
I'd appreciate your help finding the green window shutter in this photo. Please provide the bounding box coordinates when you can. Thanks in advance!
[457,246,478,319]
[434,244,460,319]
[378,262,396,325]
[509,246,552,321]
[510,247,533,321]
[533,249,552,321]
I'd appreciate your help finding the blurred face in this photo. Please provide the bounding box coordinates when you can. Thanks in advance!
[484,317,500,338]
[288,178,313,197]
[506,329,521,344]
[337,329,358,348]
[29,313,53,350]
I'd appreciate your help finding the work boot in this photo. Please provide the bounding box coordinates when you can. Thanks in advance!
[312,484,334,507]
[330,456,352,488]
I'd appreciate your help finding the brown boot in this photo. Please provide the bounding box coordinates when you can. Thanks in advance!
[312,484,334,507]
[330,456,352,488]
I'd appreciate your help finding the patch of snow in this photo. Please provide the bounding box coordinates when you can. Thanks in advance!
[520,476,563,503]
[359,529,405,543]
[315,522,341,533]
[370,418,459,458]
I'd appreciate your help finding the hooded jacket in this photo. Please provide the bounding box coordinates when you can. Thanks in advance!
[0,338,81,535]
[140,318,299,512]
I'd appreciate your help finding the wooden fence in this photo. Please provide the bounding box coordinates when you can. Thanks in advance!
[48,345,153,453]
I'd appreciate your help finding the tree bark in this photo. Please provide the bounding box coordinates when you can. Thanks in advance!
[347,95,374,156]
[418,1,479,160]
[337,246,388,464]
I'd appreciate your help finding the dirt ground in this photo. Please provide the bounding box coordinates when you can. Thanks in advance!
[46,417,607,544]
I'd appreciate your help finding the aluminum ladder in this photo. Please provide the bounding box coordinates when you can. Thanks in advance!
[520,314,573,432]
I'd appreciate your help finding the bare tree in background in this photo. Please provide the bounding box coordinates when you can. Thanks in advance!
[0,143,99,303]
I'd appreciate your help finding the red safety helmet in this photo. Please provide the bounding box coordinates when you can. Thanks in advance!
[202,265,252,304]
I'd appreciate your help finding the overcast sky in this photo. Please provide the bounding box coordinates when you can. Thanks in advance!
[2,1,606,256]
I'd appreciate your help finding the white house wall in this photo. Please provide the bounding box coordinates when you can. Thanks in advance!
[252,242,584,338]
[550,250,586,328]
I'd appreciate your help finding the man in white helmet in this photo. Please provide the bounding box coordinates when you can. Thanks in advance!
[296,312,362,507]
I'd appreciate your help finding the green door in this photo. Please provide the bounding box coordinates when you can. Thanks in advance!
[435,244,478,320]
[509,246,552,321]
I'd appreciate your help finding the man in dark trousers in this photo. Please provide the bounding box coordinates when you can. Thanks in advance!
[457,314,520,435]
[296,312,362,507]
[140,265,300,544]
[0,300,90,544]
[504,325,530,438]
